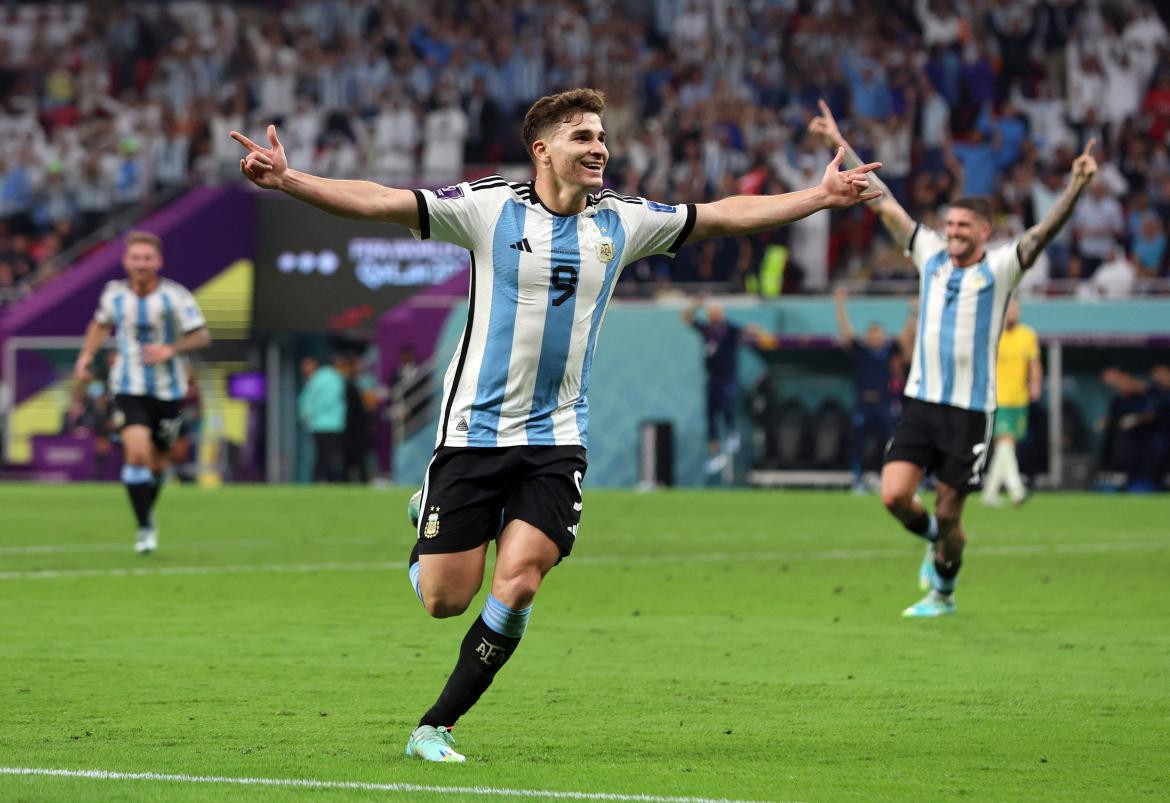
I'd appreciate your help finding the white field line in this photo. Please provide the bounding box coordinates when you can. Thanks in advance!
[0,535,383,555]
[0,540,1164,582]
[0,766,779,803]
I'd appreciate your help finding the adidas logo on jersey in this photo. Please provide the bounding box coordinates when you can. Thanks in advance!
[508,238,532,252]
[455,417,469,432]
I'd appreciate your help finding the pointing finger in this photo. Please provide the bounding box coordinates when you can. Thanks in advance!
[1082,137,1096,158]
[230,131,262,153]
[268,124,282,149]
[818,99,831,117]
[830,146,844,167]
[850,161,883,175]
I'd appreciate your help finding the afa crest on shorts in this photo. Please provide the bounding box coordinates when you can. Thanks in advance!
[423,508,441,538]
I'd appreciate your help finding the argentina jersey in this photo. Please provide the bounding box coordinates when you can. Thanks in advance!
[94,278,207,401]
[905,225,1022,413]
[412,176,696,449]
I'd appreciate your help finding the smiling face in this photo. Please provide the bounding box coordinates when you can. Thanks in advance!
[944,206,991,266]
[534,111,608,191]
[122,241,162,287]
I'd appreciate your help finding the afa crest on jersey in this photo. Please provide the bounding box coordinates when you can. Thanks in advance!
[596,238,615,263]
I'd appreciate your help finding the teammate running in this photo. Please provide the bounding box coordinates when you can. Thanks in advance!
[74,231,211,554]
[810,99,1097,618]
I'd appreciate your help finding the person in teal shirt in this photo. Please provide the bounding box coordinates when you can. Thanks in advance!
[298,355,347,482]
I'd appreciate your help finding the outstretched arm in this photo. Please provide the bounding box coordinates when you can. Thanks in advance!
[231,125,420,227]
[685,147,881,244]
[809,99,916,249]
[833,286,854,344]
[1017,139,1098,270]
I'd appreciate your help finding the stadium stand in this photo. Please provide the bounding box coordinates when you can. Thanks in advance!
[1,0,1168,303]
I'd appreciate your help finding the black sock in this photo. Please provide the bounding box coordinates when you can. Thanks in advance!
[904,510,938,542]
[124,482,153,529]
[419,616,522,729]
[933,556,961,579]
[932,557,961,594]
[147,472,165,517]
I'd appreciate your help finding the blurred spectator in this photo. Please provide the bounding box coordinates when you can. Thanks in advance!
[298,355,346,483]
[1099,366,1168,492]
[172,373,203,483]
[833,286,914,493]
[1073,180,1126,275]
[342,351,374,484]
[1079,245,1138,299]
[1132,213,1168,279]
[1149,364,1170,488]
[60,378,115,479]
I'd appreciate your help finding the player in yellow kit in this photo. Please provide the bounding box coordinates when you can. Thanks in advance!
[982,299,1042,506]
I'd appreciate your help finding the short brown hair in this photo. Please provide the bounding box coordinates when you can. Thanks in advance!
[521,88,606,162]
[949,197,993,223]
[124,230,163,254]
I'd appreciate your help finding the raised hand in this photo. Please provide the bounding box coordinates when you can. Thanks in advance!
[1072,138,1098,185]
[808,99,844,148]
[820,147,883,208]
[230,124,289,190]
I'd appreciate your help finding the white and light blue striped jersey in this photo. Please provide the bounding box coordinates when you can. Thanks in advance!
[905,224,1022,413]
[412,177,695,449]
[94,278,207,401]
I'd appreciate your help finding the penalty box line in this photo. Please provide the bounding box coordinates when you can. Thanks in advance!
[0,766,781,803]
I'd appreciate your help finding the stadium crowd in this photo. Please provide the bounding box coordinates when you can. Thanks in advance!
[1,0,1168,302]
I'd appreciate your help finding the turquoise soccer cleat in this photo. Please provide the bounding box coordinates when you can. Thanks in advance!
[902,590,956,618]
[917,543,934,591]
[408,489,422,529]
[405,725,466,762]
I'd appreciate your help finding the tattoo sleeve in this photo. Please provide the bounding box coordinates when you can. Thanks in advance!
[1018,179,1089,269]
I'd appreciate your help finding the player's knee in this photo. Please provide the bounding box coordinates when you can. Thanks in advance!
[423,593,472,619]
[492,570,542,610]
[125,451,151,467]
[881,486,912,514]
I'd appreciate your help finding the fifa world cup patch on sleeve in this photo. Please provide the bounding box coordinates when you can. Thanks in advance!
[435,185,465,200]
[645,200,676,213]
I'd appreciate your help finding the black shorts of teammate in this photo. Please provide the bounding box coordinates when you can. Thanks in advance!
[114,394,184,452]
[884,397,993,491]
[415,446,587,560]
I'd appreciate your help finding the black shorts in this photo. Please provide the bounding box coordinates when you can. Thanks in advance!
[884,397,993,491]
[114,394,184,452]
[416,446,587,559]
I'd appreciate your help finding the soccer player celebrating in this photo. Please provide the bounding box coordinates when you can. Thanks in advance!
[982,299,1042,507]
[233,88,881,762]
[74,231,211,554]
[810,100,1097,618]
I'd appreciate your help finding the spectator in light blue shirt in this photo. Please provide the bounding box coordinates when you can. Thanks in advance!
[299,355,347,482]
[1133,213,1167,277]
[951,132,998,197]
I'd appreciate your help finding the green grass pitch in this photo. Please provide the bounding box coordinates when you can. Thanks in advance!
[1,483,1168,801]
